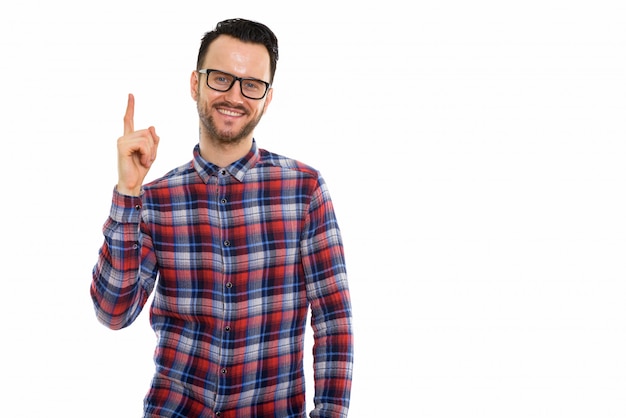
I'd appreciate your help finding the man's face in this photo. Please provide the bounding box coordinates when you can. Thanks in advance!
[191,35,273,145]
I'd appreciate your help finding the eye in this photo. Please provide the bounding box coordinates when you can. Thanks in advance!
[242,80,263,91]
[211,72,233,86]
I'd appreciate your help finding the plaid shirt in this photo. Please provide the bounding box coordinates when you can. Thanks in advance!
[91,141,353,418]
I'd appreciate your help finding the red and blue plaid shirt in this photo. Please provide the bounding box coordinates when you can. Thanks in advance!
[91,141,353,417]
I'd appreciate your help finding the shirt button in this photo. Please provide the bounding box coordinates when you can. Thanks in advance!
[134,204,141,210]
[225,326,231,332]
[215,412,221,417]
[219,169,227,176]
[220,198,227,204]
[221,368,227,374]
[226,282,233,288]
[223,240,230,247]
[132,244,138,250]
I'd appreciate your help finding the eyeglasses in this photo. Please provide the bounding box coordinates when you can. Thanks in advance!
[197,69,271,100]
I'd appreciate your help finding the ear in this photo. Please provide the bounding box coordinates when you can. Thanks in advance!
[190,71,199,101]
[263,87,273,112]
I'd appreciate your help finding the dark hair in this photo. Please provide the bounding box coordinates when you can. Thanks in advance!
[197,18,279,84]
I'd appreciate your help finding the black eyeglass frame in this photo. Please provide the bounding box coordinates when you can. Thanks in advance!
[197,69,271,100]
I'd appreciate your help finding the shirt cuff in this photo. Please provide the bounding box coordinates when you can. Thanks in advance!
[110,186,143,224]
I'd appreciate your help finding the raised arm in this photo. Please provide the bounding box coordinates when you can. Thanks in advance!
[90,94,160,329]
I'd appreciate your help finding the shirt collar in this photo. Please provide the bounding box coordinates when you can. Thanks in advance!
[192,139,260,183]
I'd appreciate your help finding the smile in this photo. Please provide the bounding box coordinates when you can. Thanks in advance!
[217,108,244,117]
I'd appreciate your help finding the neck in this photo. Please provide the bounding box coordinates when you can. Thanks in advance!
[199,135,253,168]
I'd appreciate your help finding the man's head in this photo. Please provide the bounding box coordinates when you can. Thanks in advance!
[191,19,279,149]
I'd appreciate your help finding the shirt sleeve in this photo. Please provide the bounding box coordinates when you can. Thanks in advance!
[90,187,158,330]
[301,177,354,418]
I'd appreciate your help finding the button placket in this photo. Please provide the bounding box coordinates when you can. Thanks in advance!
[133,204,142,252]
[216,166,233,412]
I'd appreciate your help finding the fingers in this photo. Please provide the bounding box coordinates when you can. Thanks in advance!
[139,127,160,167]
[116,94,159,195]
[124,93,135,135]
[119,93,160,167]
[119,128,159,168]
[148,126,159,163]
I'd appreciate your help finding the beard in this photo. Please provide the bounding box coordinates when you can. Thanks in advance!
[198,100,264,146]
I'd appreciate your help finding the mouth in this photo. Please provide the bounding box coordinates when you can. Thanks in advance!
[217,107,245,117]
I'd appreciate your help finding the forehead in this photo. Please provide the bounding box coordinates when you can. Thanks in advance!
[202,35,270,80]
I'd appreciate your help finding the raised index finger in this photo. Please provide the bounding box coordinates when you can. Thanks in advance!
[123,93,135,135]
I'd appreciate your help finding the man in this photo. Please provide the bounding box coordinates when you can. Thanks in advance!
[91,18,353,417]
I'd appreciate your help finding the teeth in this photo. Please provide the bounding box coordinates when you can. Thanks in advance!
[218,109,242,117]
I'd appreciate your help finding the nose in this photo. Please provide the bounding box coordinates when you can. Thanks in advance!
[224,79,245,102]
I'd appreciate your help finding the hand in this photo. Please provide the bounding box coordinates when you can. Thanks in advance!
[116,94,160,196]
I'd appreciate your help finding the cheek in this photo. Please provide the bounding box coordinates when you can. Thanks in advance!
[261,101,270,115]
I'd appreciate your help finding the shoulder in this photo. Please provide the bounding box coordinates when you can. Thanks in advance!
[257,148,320,179]
[143,160,195,190]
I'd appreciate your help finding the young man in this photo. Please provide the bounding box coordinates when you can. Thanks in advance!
[90,18,353,417]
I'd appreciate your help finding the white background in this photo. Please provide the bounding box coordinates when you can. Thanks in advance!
[2,1,626,417]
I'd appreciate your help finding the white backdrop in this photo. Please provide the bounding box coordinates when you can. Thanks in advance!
[2,1,626,417]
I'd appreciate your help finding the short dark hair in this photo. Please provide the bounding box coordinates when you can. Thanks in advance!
[197,18,279,84]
